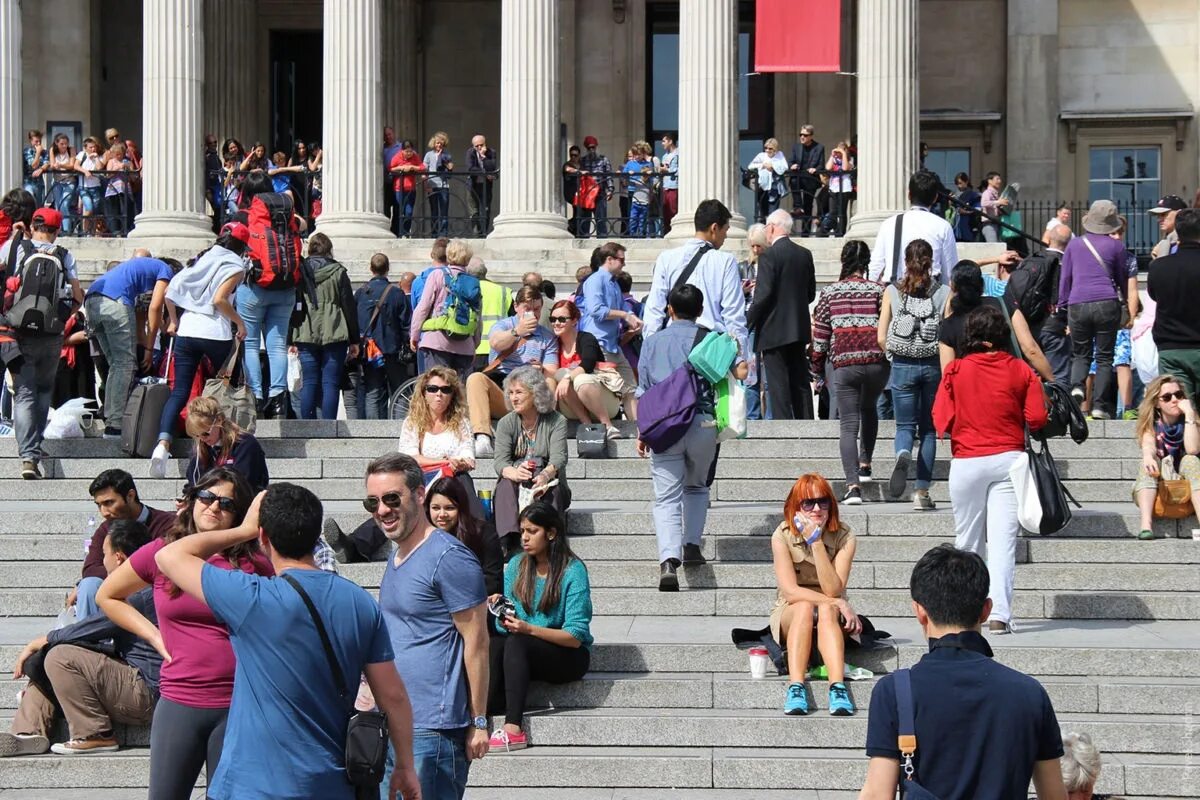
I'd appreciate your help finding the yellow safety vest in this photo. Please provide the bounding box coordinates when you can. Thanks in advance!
[477,279,513,354]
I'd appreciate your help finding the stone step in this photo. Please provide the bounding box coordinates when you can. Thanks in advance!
[0,746,1188,797]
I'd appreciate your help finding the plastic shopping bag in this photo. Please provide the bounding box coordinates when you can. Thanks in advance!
[715,372,748,443]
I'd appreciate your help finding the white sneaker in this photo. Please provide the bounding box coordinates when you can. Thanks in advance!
[474,434,494,459]
[0,732,49,757]
[605,425,622,440]
[149,442,172,479]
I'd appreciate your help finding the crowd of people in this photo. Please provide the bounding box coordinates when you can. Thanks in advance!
[22,128,141,237]
[0,163,1186,798]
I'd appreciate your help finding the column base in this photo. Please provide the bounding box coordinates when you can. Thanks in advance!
[488,212,571,240]
[315,212,394,240]
[130,211,213,239]
[844,209,904,242]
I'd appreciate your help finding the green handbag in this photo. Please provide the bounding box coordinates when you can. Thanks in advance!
[687,331,738,384]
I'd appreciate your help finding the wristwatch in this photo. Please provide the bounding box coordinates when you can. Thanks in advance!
[472,715,489,731]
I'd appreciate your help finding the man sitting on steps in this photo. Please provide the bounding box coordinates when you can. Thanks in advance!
[69,469,176,621]
[2,519,159,757]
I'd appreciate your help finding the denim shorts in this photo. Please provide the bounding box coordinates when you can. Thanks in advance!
[1091,328,1132,373]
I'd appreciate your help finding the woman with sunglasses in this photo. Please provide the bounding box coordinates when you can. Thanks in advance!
[1131,374,1200,540]
[400,367,483,515]
[426,476,503,595]
[96,468,272,800]
[548,299,624,438]
[181,396,268,495]
[933,306,1048,635]
[769,473,860,717]
[486,502,591,752]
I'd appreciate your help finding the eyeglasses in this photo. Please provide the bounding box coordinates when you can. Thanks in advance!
[800,133,813,138]
[1160,390,1187,402]
[799,497,832,511]
[549,316,573,324]
[195,489,237,513]
[424,385,454,395]
[363,492,406,513]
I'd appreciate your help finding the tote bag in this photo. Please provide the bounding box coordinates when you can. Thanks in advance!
[1008,451,1044,534]
[714,373,748,443]
[202,340,258,433]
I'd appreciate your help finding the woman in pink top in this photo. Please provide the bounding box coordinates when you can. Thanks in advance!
[410,238,484,383]
[97,467,273,800]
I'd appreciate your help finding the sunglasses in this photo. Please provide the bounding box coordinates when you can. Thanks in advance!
[1160,390,1187,402]
[549,316,573,324]
[195,489,237,513]
[799,497,832,511]
[424,385,454,395]
[363,492,405,513]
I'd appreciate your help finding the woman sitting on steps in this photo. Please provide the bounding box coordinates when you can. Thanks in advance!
[1131,374,1200,540]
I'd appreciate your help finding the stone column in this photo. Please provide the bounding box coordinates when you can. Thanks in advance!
[383,0,419,141]
[1006,0,1059,203]
[666,0,745,239]
[489,0,570,239]
[134,0,211,238]
[845,0,918,240]
[317,0,391,240]
[204,0,258,145]
[0,0,20,194]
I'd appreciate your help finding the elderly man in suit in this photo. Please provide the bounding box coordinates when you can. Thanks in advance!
[746,208,817,419]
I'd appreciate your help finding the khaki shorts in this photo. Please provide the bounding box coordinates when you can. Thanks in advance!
[555,368,623,420]
[603,348,637,398]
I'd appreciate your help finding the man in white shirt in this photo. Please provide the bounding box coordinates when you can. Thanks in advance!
[868,170,958,285]
[1042,203,1073,245]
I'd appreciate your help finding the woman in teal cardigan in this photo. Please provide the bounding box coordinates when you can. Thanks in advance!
[487,502,592,753]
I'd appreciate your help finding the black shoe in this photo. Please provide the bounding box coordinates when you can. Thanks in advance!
[658,560,680,592]
[857,465,873,483]
[682,544,707,565]
[842,486,863,506]
[322,519,355,564]
[888,451,911,499]
[263,393,287,421]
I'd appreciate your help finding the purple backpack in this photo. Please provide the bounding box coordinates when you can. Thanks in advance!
[636,327,708,453]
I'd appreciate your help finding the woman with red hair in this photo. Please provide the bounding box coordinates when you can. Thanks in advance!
[769,473,861,717]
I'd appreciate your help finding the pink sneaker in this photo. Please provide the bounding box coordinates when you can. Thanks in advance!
[487,728,528,752]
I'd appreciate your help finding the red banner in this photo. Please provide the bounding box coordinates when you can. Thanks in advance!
[755,0,842,73]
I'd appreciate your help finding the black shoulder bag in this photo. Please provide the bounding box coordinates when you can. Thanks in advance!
[893,668,942,799]
[282,574,389,789]
[890,212,906,284]
[655,242,711,333]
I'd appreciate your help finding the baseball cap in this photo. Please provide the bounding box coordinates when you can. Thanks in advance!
[1149,195,1187,214]
[31,208,62,229]
[582,136,599,148]
[219,222,250,244]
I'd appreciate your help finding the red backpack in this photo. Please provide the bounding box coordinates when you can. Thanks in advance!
[246,193,302,290]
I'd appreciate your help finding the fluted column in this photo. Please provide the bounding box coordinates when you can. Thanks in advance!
[845,0,919,239]
[489,0,569,239]
[133,0,210,237]
[666,0,745,239]
[0,0,20,194]
[382,0,419,141]
[317,0,391,240]
[204,0,257,144]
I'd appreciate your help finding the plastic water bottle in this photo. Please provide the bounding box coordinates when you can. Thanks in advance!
[83,514,96,557]
[478,490,494,522]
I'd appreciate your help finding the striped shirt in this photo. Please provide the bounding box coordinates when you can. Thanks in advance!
[811,276,887,373]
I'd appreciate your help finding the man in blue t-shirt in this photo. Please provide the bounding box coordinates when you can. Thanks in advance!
[366,452,489,800]
[83,255,176,438]
[859,545,1066,800]
[154,483,421,800]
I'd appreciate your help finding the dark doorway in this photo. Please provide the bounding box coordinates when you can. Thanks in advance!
[270,30,323,154]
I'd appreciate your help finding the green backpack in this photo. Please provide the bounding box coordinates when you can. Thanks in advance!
[420,268,482,339]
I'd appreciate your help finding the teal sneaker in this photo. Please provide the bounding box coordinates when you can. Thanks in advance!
[783,682,810,716]
[829,682,856,716]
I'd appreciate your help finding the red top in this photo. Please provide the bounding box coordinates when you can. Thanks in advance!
[390,150,426,193]
[932,351,1048,458]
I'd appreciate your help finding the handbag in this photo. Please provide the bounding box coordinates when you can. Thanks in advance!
[1008,451,1043,534]
[202,340,257,433]
[892,668,942,799]
[714,373,748,443]
[1154,476,1194,519]
[687,331,738,385]
[1024,434,1081,535]
[575,423,608,459]
[282,574,389,788]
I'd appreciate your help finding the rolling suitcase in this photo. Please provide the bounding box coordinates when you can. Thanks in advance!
[121,340,172,458]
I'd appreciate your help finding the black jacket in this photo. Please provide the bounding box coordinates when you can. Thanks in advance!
[746,237,817,350]
[791,140,826,184]
[1149,241,1200,351]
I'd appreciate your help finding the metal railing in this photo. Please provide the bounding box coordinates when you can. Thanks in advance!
[564,170,670,239]
[28,169,140,238]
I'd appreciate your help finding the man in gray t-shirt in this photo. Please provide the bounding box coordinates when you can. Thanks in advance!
[368,453,489,800]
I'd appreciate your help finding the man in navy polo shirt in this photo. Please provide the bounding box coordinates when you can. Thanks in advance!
[858,545,1067,800]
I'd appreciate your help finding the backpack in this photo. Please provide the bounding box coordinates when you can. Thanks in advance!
[636,328,709,453]
[886,286,942,359]
[0,209,13,249]
[420,268,481,340]
[1004,251,1060,329]
[4,233,70,335]
[245,193,302,290]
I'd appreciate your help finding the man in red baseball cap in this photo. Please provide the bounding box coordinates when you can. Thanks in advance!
[579,136,614,236]
[0,203,84,479]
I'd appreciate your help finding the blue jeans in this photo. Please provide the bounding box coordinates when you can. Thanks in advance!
[22,179,43,208]
[49,182,77,234]
[888,356,940,490]
[74,576,104,621]
[296,342,349,419]
[429,187,450,236]
[383,728,469,800]
[396,189,417,237]
[158,336,234,442]
[235,283,294,401]
[629,201,648,237]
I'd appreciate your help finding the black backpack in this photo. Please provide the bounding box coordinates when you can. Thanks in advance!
[1004,250,1060,329]
[5,233,70,335]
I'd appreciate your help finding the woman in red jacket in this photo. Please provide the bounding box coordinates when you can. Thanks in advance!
[932,305,1048,635]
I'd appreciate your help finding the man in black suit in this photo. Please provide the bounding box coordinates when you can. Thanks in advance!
[746,208,817,419]
[789,125,825,235]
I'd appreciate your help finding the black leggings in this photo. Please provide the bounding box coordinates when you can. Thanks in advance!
[487,633,590,726]
[148,696,228,800]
